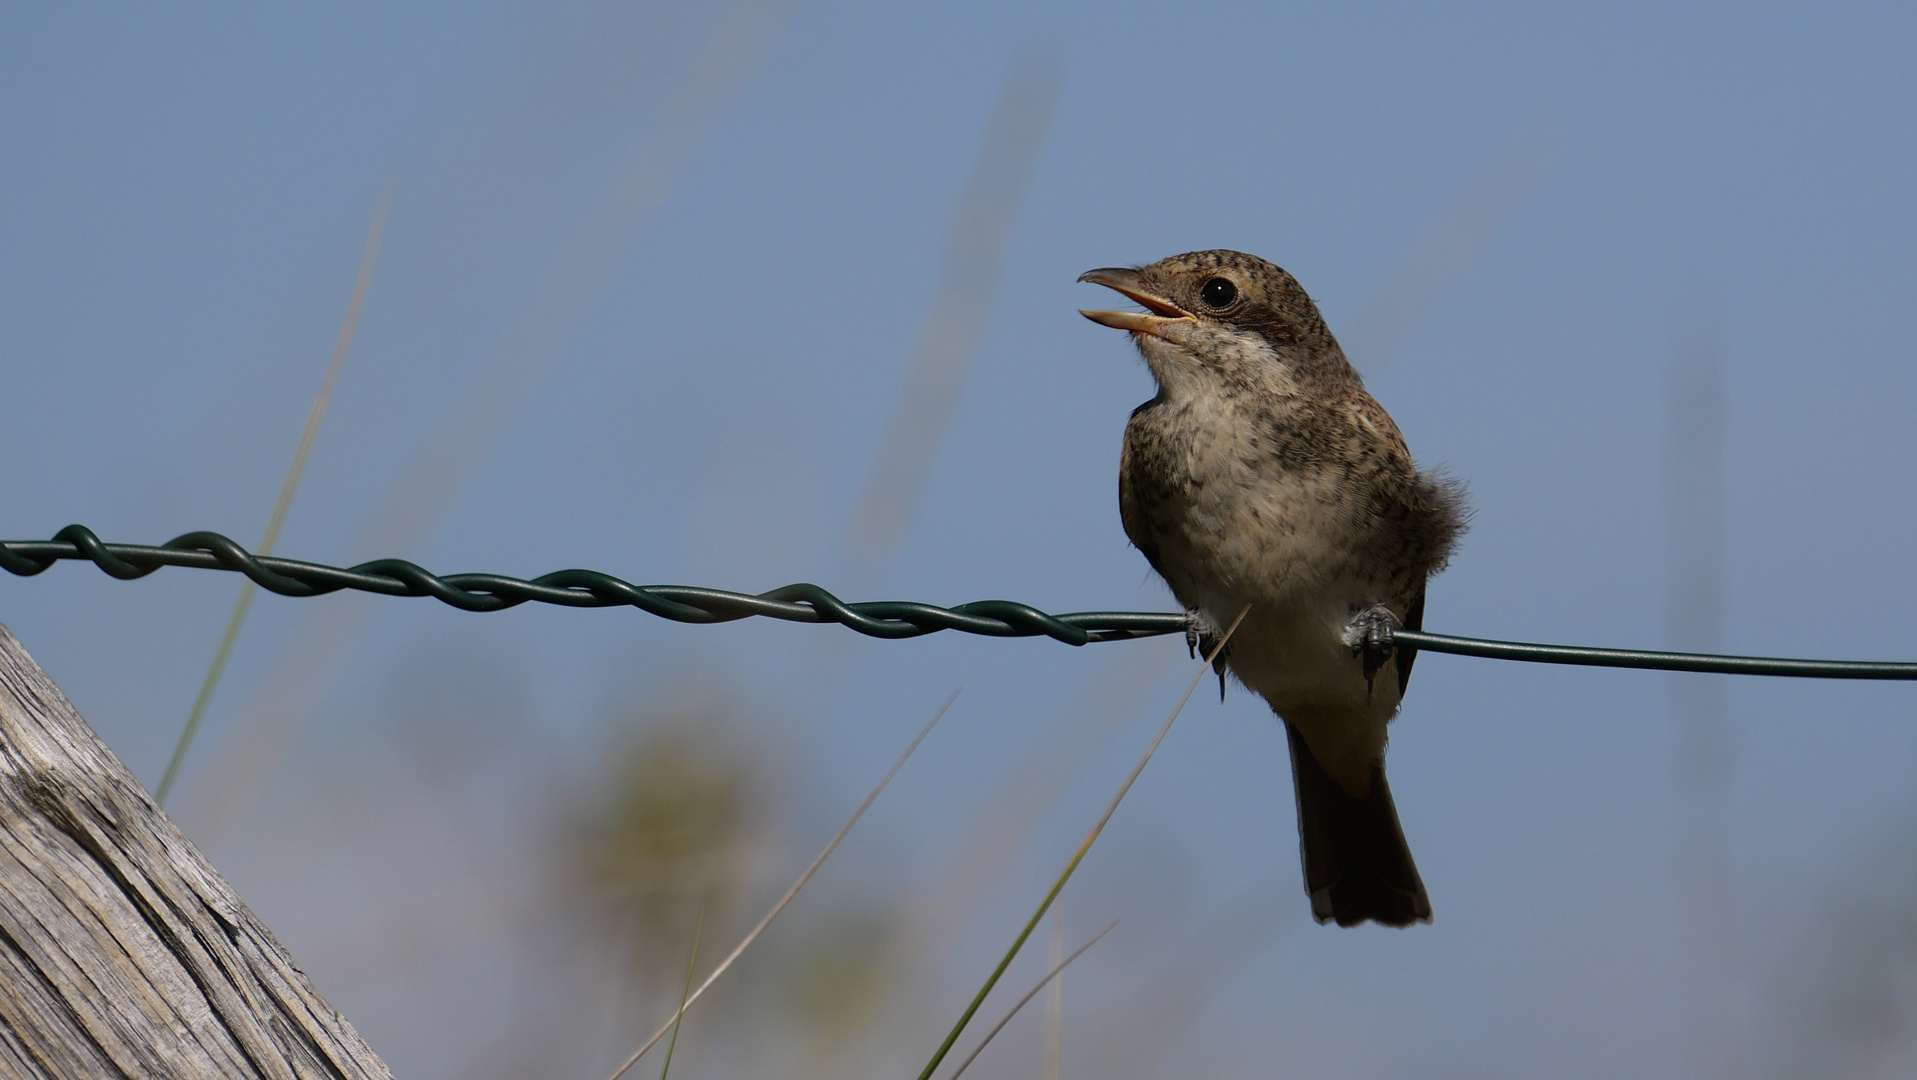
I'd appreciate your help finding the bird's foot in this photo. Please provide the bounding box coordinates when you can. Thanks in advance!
[1342,605,1400,699]
[1185,609,1232,702]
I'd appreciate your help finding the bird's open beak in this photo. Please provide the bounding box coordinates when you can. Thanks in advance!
[1078,268,1195,339]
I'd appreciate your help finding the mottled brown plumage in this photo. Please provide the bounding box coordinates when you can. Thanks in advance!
[1080,249,1466,927]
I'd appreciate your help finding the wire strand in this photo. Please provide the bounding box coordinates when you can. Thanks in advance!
[5,526,1916,679]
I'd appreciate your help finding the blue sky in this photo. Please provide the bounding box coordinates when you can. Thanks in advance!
[4,2,1917,1077]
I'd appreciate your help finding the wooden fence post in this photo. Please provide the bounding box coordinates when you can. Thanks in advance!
[0,623,393,1079]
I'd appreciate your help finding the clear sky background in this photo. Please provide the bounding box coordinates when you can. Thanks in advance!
[4,2,1917,1078]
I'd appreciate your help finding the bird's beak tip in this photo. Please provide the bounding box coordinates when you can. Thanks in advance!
[1078,266,1140,290]
[1078,267,1196,331]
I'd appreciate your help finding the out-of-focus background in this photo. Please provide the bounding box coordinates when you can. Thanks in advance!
[4,2,1916,1077]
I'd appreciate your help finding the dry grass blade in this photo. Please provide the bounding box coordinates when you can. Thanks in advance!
[1340,123,1559,375]
[913,607,1250,1080]
[946,920,1116,1080]
[605,689,959,1080]
[845,45,1063,568]
[657,907,706,1080]
[156,182,392,804]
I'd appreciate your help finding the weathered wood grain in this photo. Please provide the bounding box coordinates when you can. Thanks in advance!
[0,623,393,1079]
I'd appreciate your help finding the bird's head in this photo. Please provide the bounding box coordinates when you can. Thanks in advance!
[1079,249,1351,396]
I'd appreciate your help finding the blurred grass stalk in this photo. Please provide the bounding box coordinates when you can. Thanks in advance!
[915,608,1247,1080]
[174,0,792,842]
[155,183,392,805]
[1665,299,1746,1077]
[606,690,958,1080]
[843,45,1063,571]
[1339,122,1559,376]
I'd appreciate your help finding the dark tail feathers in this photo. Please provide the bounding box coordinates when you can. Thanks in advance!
[1286,723,1431,927]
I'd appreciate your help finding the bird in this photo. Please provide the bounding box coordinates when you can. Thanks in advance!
[1079,249,1467,927]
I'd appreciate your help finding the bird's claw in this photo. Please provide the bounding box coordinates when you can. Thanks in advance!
[1185,609,1232,702]
[1343,605,1400,699]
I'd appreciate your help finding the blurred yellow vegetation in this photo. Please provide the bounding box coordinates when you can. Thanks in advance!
[566,693,769,984]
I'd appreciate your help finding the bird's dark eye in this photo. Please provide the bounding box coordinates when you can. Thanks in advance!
[1200,277,1238,308]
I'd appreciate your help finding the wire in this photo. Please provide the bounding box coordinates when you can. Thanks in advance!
[5,525,1916,679]
[0,525,1171,645]
[1392,630,1917,680]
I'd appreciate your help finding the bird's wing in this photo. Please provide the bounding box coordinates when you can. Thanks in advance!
[1118,450,1166,578]
[1397,586,1425,698]
[1119,456,1157,579]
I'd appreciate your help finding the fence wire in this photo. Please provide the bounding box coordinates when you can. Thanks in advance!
[4,525,1915,679]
